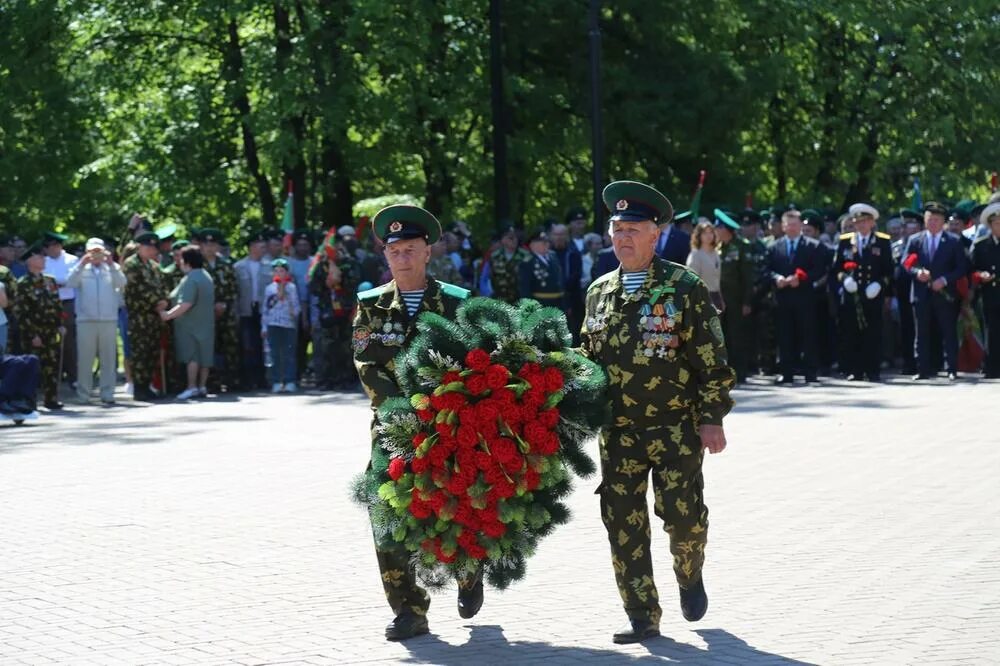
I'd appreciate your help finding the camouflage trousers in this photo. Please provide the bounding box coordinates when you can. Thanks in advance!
[210,312,240,390]
[21,333,59,402]
[371,517,481,617]
[313,319,354,387]
[597,414,709,625]
[129,315,163,391]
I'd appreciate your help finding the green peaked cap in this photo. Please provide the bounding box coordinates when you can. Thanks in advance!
[602,180,674,225]
[372,204,442,245]
[713,208,739,231]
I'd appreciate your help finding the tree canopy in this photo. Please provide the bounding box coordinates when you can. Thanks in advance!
[2,0,999,243]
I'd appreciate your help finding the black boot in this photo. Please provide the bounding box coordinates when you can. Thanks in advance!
[679,578,708,622]
[612,618,660,644]
[384,610,429,641]
[457,567,484,619]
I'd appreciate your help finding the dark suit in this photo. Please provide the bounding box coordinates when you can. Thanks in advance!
[902,230,966,375]
[553,245,584,343]
[834,232,894,379]
[892,236,917,373]
[972,235,1000,377]
[656,226,691,265]
[766,235,826,380]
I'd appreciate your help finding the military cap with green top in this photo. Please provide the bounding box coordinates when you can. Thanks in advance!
[739,208,761,226]
[672,210,693,223]
[42,231,69,246]
[602,180,674,225]
[371,204,442,245]
[803,208,825,226]
[134,231,159,247]
[197,228,224,243]
[155,223,178,241]
[171,239,191,251]
[922,201,948,216]
[713,208,740,231]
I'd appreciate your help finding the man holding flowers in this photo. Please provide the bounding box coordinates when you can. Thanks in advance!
[580,180,736,643]
[352,204,474,641]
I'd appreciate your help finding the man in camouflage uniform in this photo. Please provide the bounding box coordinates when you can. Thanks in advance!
[484,225,529,303]
[311,231,361,390]
[714,210,754,383]
[580,181,735,644]
[14,243,64,409]
[161,239,190,390]
[199,229,239,391]
[352,204,476,641]
[123,232,168,402]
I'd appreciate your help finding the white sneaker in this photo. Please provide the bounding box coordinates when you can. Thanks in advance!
[284,382,297,392]
[177,388,199,400]
[124,382,134,396]
[272,383,283,394]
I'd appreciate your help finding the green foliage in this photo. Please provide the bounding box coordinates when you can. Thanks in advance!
[3,1,1000,241]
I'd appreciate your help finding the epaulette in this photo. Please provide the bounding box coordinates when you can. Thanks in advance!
[357,283,390,302]
[588,270,616,291]
[680,269,700,286]
[875,231,890,240]
[439,282,471,299]
[840,232,853,240]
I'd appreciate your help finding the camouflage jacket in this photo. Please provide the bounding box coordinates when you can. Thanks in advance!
[719,237,755,307]
[353,278,469,411]
[311,255,361,328]
[205,257,237,309]
[489,247,530,304]
[0,264,15,314]
[162,263,184,297]
[580,258,735,430]
[14,272,61,339]
[123,255,166,317]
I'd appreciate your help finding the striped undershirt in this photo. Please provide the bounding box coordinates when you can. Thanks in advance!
[621,271,647,294]
[400,290,425,316]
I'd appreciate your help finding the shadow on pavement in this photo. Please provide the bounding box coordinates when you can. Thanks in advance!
[398,624,815,664]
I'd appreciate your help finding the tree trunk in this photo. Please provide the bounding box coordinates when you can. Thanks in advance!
[274,2,307,229]
[223,18,276,226]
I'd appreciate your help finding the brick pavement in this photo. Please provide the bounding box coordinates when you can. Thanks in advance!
[1,376,998,665]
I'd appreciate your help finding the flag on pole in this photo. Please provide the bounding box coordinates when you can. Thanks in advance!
[991,171,998,193]
[689,170,707,221]
[281,180,294,249]
[912,177,922,211]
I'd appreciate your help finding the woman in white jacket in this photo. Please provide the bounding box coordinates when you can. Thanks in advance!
[66,239,127,404]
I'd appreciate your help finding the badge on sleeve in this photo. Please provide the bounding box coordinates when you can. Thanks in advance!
[352,327,371,352]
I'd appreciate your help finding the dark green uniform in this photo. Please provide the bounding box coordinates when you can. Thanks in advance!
[205,257,239,390]
[718,237,754,381]
[14,272,62,403]
[580,258,735,626]
[123,254,167,394]
[517,251,565,308]
[311,254,361,388]
[353,278,470,617]
[748,237,775,374]
[487,247,529,304]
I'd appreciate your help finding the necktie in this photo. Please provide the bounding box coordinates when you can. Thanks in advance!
[860,236,866,256]
[789,238,797,256]
[930,234,938,260]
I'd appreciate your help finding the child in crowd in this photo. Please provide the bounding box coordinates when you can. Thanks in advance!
[261,258,301,393]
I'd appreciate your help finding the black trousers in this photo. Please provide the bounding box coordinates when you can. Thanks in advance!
[914,296,958,375]
[984,303,1000,378]
[898,291,916,373]
[776,300,817,379]
[841,295,885,378]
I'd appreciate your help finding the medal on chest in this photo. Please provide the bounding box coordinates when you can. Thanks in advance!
[638,294,680,358]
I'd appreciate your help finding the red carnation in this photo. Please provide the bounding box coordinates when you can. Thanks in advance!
[475,451,494,470]
[465,349,491,371]
[484,464,507,485]
[542,367,564,393]
[387,458,406,481]
[492,387,516,406]
[457,424,479,449]
[538,408,560,429]
[413,432,428,447]
[409,490,432,519]
[523,421,549,447]
[523,388,546,411]
[482,520,507,539]
[416,409,434,423]
[903,253,919,271]
[972,272,983,285]
[466,374,489,396]
[492,477,516,499]
[466,544,487,560]
[485,364,510,390]
[434,422,454,438]
[843,261,858,272]
[442,371,462,385]
[428,444,450,468]
[411,455,429,474]
[525,468,541,490]
[535,431,560,456]
[794,268,808,282]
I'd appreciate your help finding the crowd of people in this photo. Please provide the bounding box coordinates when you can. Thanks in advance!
[1,192,999,413]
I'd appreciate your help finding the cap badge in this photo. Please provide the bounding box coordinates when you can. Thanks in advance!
[616,199,629,211]
[388,221,403,233]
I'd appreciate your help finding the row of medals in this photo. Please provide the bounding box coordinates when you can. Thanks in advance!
[639,300,678,359]
[373,319,406,344]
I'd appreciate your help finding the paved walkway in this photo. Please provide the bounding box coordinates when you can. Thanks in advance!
[1,376,998,664]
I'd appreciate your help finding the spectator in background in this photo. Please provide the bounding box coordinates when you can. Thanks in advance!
[262,258,300,393]
[427,236,463,285]
[483,226,528,304]
[655,213,691,265]
[234,233,272,390]
[580,232,603,292]
[287,230,315,380]
[311,229,361,390]
[549,223,584,341]
[262,228,285,262]
[161,246,215,400]
[65,239,126,405]
[566,207,589,253]
[43,231,79,387]
[686,221,723,312]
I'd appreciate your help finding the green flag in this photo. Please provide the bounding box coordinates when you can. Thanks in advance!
[689,170,706,221]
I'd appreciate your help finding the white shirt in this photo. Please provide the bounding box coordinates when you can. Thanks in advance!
[44,250,78,301]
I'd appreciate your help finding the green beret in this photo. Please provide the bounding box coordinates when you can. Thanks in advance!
[712,209,740,231]
[21,241,45,261]
[42,231,69,246]
[135,231,159,247]
[198,228,224,243]
[172,239,190,251]
[155,223,178,240]
[602,180,673,224]
[372,204,442,245]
